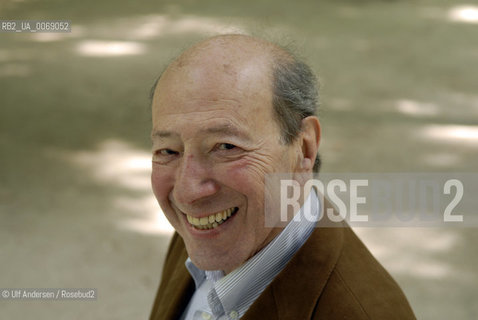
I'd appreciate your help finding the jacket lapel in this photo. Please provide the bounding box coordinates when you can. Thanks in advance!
[242,200,345,320]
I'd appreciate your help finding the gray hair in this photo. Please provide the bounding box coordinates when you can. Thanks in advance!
[272,56,321,172]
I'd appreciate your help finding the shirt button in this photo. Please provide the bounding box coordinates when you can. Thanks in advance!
[201,311,212,320]
[229,310,239,319]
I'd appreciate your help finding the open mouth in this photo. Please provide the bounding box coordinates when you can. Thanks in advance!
[186,207,239,230]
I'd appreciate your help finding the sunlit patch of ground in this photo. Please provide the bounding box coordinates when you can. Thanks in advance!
[448,5,478,24]
[395,99,439,117]
[76,40,147,57]
[421,124,478,145]
[64,139,173,235]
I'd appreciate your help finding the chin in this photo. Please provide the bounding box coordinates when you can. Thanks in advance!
[187,246,248,273]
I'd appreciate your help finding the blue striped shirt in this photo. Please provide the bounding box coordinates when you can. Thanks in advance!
[181,189,320,320]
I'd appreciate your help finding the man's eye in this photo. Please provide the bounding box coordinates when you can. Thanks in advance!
[159,149,178,155]
[153,149,179,164]
[217,143,237,150]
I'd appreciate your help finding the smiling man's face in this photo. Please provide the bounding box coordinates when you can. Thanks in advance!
[150,38,300,273]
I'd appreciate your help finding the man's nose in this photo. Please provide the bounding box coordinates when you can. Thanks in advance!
[173,154,219,205]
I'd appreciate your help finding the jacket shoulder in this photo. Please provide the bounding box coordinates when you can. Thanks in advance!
[313,227,416,320]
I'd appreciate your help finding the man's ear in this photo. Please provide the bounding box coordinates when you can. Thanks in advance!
[298,116,321,172]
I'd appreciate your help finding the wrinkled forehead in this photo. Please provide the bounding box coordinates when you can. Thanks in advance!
[152,47,274,119]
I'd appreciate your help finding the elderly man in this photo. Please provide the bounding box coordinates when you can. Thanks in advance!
[149,34,415,320]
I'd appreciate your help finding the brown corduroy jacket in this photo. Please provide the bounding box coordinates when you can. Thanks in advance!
[150,209,416,320]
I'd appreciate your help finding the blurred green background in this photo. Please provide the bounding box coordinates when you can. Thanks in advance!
[1,0,477,319]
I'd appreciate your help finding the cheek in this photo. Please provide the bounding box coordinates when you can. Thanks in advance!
[228,153,276,183]
[151,164,174,203]
[218,159,267,202]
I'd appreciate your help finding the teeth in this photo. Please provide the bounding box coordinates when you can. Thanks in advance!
[187,207,236,230]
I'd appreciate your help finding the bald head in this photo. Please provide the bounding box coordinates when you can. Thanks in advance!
[153,35,292,106]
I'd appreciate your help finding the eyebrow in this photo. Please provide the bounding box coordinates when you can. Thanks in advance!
[151,131,174,139]
[151,124,252,142]
[203,124,252,141]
